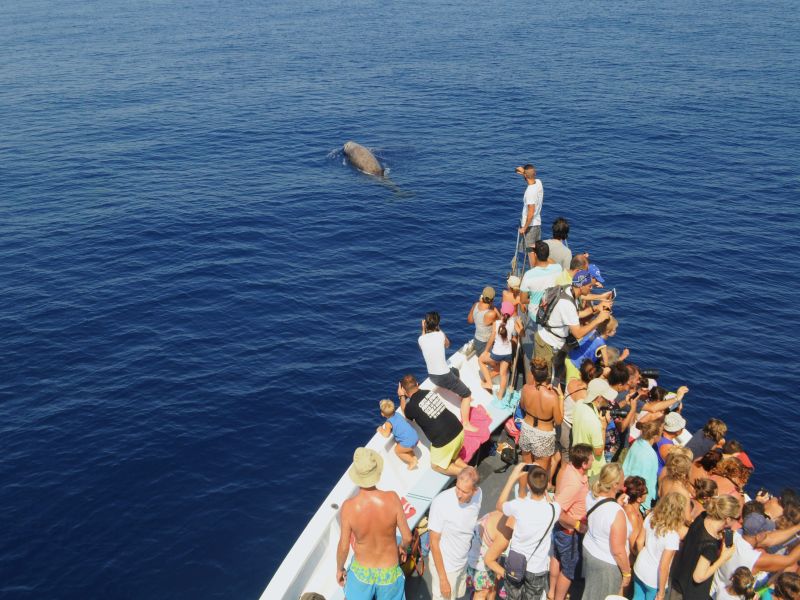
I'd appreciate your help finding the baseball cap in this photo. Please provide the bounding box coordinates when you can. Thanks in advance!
[482,286,496,301]
[507,275,521,290]
[501,301,515,316]
[587,378,618,402]
[588,264,605,284]
[572,270,592,287]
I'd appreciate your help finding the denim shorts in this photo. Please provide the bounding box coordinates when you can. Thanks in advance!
[552,525,582,580]
[490,351,513,363]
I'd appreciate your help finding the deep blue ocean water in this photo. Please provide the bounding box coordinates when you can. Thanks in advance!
[1,0,799,597]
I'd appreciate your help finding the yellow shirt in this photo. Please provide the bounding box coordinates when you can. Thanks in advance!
[572,400,605,477]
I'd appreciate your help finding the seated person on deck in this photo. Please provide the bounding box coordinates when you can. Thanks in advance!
[399,374,467,477]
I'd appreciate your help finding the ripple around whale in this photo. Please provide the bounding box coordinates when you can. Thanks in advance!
[1,0,799,598]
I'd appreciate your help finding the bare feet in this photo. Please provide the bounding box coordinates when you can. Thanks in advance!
[463,422,479,433]
[407,457,419,470]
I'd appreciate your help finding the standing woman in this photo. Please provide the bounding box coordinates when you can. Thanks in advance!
[583,463,633,600]
[670,495,739,600]
[479,301,523,401]
[466,510,514,600]
[518,357,564,479]
[623,476,649,556]
[632,492,688,600]
[468,286,499,358]
[623,418,664,511]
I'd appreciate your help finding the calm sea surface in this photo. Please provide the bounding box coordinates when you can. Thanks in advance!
[1,0,798,597]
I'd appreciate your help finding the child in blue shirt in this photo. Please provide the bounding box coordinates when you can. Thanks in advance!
[377,399,419,470]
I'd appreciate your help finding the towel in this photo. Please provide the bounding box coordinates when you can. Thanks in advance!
[458,405,492,462]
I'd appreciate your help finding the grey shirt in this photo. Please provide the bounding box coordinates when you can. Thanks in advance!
[545,239,572,271]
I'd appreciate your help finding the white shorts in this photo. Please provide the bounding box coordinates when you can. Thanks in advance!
[430,565,468,600]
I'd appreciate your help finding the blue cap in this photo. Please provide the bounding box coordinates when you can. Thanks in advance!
[588,264,605,284]
[572,270,592,287]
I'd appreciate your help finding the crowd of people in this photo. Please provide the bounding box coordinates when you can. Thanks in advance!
[330,165,799,600]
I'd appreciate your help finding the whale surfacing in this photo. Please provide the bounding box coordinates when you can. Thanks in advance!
[343,141,384,177]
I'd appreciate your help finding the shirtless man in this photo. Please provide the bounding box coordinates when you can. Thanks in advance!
[336,447,412,600]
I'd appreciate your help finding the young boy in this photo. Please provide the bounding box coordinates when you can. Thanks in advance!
[377,399,419,470]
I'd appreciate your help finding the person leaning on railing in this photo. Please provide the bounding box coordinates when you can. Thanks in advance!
[534,269,611,385]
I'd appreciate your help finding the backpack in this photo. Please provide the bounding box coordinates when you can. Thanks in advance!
[535,285,572,338]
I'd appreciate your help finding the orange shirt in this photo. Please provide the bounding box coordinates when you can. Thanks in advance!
[555,464,589,523]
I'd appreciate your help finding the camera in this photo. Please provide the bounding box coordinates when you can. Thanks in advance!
[600,405,630,419]
[639,368,660,381]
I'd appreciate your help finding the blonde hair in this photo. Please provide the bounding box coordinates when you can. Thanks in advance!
[379,399,396,417]
[668,445,694,461]
[704,495,741,520]
[665,452,692,488]
[651,492,688,536]
[592,463,623,497]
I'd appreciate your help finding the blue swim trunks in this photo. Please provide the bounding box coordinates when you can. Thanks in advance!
[344,560,406,600]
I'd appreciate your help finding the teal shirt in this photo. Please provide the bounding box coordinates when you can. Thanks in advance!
[622,438,659,509]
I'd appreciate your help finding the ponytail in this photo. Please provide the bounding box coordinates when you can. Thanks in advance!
[727,567,756,600]
[498,313,510,342]
[704,495,741,521]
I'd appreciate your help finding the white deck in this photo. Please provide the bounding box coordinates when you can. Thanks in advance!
[259,341,516,600]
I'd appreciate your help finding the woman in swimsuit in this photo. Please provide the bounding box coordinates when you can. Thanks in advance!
[622,476,648,561]
[519,357,564,485]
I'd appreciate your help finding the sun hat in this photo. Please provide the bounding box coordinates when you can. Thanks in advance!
[572,270,592,287]
[348,447,383,488]
[507,275,521,290]
[588,264,605,284]
[664,412,686,433]
[482,286,496,301]
[501,300,515,316]
[586,377,618,402]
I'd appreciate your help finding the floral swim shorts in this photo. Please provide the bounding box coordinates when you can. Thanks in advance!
[467,565,496,592]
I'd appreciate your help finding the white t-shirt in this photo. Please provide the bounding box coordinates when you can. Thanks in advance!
[536,290,579,350]
[521,264,563,316]
[418,330,449,376]
[520,180,544,227]
[633,514,681,589]
[502,497,561,573]
[712,533,761,600]
[583,493,631,565]
[491,317,517,356]
[428,487,483,572]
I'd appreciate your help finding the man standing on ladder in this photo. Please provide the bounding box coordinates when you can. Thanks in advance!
[516,164,544,269]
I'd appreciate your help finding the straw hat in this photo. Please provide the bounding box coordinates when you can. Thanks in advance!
[348,447,383,488]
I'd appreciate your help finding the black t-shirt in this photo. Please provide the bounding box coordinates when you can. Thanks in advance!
[671,512,721,600]
[403,388,463,448]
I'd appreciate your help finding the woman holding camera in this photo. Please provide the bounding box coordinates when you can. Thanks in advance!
[670,495,739,600]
